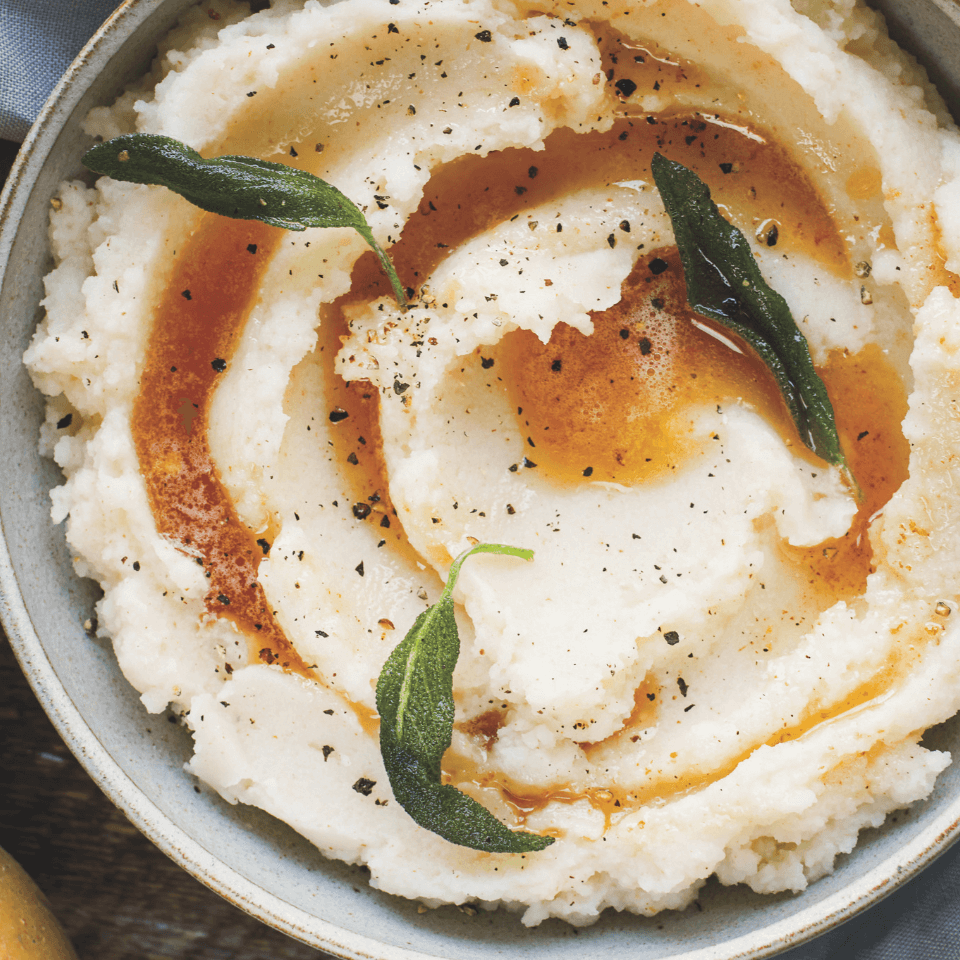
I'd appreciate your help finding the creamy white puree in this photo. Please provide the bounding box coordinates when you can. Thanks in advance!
[25,0,960,925]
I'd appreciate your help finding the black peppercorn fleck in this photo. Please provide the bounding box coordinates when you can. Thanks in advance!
[649,258,668,275]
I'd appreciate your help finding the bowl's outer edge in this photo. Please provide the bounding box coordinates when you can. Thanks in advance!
[2,2,960,959]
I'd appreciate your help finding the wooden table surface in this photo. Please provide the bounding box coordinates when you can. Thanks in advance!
[0,138,333,960]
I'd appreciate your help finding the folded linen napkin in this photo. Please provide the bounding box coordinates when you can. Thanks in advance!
[1,2,959,958]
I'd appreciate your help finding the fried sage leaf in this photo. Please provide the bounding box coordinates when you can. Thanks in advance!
[376,542,553,853]
[651,152,849,477]
[82,134,406,307]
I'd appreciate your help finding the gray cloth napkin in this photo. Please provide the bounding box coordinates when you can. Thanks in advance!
[1,2,958,957]
[0,0,119,140]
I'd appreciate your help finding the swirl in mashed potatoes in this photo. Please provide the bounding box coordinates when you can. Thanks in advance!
[25,0,960,925]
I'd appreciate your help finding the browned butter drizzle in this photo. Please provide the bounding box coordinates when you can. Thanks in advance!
[131,217,315,674]
[134,102,910,828]
[443,641,919,833]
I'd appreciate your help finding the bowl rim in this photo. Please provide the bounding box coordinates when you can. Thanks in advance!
[2,1,960,958]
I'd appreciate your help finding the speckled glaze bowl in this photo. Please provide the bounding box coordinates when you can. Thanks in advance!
[4,1,960,957]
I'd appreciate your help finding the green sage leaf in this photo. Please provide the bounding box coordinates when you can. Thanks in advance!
[375,543,553,853]
[82,134,406,307]
[651,152,851,480]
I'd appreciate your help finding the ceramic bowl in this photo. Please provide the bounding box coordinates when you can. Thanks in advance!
[4,1,960,957]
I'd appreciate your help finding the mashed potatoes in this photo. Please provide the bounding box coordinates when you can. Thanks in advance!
[24,0,960,925]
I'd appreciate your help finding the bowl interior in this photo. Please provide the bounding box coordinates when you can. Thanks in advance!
[3,1,960,958]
